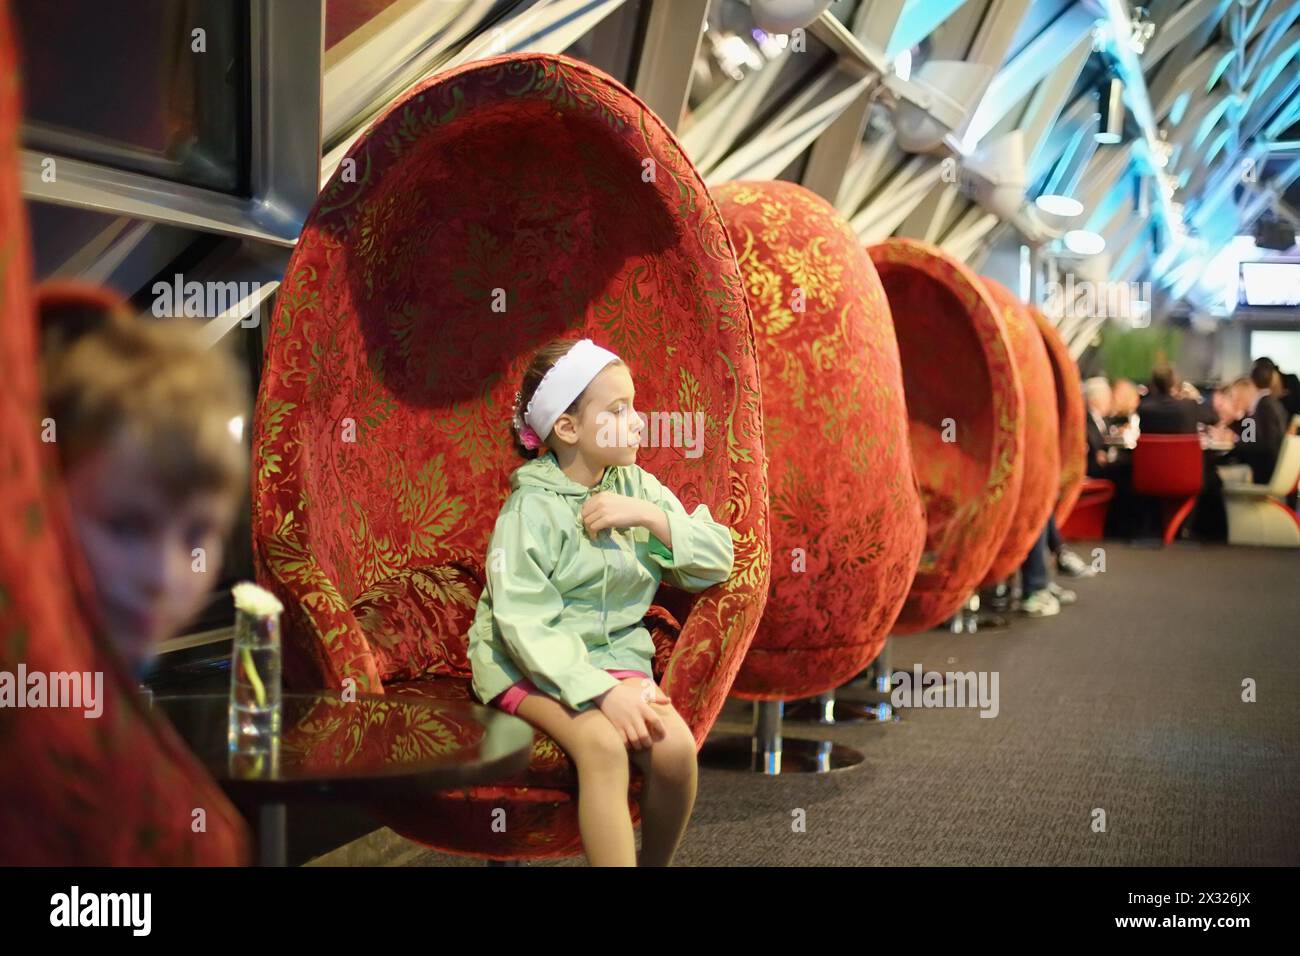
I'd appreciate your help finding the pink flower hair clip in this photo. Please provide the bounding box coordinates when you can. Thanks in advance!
[518,423,542,450]
[512,390,543,451]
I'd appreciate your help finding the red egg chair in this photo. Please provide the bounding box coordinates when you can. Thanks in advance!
[1131,435,1204,545]
[1059,478,1115,540]
[866,239,1024,633]
[1030,306,1087,526]
[251,53,770,861]
[703,181,925,769]
[0,0,249,865]
[978,279,1059,585]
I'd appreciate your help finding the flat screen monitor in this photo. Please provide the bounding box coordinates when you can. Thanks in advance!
[1249,331,1300,374]
[1240,261,1300,307]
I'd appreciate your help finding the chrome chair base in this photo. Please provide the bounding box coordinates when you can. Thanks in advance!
[699,701,864,774]
[948,591,1012,632]
[949,593,980,633]
[783,692,900,724]
[699,732,865,774]
[837,644,903,721]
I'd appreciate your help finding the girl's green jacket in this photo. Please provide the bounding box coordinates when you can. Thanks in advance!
[467,449,735,712]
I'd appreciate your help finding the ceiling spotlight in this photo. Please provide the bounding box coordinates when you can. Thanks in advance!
[1063,229,1107,256]
[960,130,1028,220]
[1033,195,1084,237]
[1035,194,1084,218]
[749,0,834,34]
[1134,176,1151,218]
[1053,249,1112,286]
[1096,77,1125,144]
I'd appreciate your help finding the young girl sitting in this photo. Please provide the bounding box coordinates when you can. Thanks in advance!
[38,283,249,679]
[467,337,735,867]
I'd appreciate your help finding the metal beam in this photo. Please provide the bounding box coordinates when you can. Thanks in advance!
[707,71,876,183]
[962,2,1094,147]
[632,0,709,133]
[1020,34,1095,178]
[800,83,875,203]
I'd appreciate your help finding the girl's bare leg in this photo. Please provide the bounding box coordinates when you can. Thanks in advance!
[629,701,698,867]
[513,694,637,867]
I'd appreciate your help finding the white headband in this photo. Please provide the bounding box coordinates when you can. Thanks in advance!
[525,339,621,441]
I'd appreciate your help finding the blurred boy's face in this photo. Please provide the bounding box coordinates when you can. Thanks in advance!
[63,428,238,677]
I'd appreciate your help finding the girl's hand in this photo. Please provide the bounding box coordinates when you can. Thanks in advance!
[581,492,654,539]
[595,680,669,750]
[622,675,670,706]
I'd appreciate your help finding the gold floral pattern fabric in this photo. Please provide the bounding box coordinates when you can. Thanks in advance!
[349,562,481,682]
[715,181,925,698]
[251,53,770,859]
[868,239,1025,633]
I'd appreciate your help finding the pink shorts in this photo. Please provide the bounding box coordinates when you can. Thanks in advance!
[491,669,650,716]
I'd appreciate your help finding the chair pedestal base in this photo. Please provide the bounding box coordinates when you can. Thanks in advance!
[948,593,1008,632]
[794,646,902,723]
[783,693,900,724]
[699,701,864,774]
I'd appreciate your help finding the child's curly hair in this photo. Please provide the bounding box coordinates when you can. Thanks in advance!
[38,283,250,501]
[511,338,624,459]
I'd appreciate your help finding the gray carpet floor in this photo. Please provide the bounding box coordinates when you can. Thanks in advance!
[312,542,1300,866]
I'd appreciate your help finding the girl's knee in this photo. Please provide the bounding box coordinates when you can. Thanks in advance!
[571,716,629,773]
[650,718,697,783]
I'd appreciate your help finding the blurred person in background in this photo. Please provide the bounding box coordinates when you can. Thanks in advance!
[1110,378,1140,419]
[1083,377,1138,538]
[1084,376,1113,477]
[1108,378,1141,448]
[1220,366,1287,485]
[1018,520,1076,618]
[1211,385,1238,427]
[1136,365,1215,434]
[39,285,249,680]
[1250,357,1296,430]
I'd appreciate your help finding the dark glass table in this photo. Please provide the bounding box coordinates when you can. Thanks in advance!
[153,691,534,865]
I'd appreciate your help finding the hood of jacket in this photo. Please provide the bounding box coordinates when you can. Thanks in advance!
[508,450,623,642]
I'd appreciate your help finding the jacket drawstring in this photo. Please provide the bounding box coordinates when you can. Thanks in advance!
[582,487,613,646]
[600,545,609,644]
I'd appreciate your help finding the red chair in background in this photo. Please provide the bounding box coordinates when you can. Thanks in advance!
[1029,306,1087,526]
[1131,435,1204,545]
[1059,478,1116,541]
[867,239,1024,632]
[708,180,925,769]
[978,278,1059,586]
